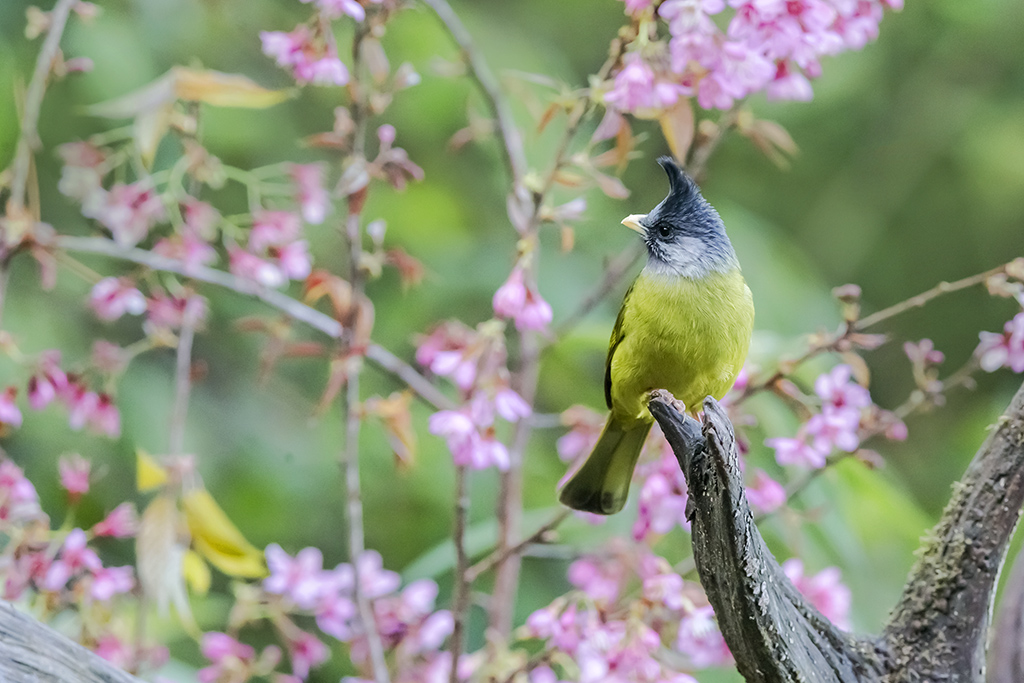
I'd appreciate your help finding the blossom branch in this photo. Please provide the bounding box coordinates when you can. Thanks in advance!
[54,235,455,411]
[339,28,389,683]
[6,0,78,214]
[420,0,527,187]
[447,464,470,683]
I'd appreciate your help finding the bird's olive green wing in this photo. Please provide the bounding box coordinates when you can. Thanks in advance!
[604,283,634,410]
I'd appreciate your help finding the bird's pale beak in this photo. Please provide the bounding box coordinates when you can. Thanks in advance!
[621,214,646,235]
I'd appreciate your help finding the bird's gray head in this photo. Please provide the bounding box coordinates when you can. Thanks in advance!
[621,156,738,279]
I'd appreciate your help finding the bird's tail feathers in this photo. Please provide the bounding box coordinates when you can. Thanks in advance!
[558,416,652,515]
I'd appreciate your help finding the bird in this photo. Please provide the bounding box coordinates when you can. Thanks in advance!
[558,156,754,515]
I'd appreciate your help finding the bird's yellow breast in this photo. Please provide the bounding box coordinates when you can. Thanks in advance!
[608,268,754,425]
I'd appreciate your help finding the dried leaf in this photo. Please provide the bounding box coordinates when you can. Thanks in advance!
[360,38,390,85]
[133,102,174,168]
[182,488,267,579]
[536,102,560,134]
[659,98,695,165]
[560,225,575,253]
[85,72,177,119]
[182,549,211,595]
[746,118,799,169]
[364,391,417,469]
[385,247,426,289]
[1006,257,1024,281]
[171,66,291,108]
[593,170,630,200]
[304,270,354,321]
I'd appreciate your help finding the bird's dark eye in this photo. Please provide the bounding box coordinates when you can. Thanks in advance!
[657,223,672,239]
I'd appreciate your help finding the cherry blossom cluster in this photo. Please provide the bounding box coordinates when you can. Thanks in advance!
[608,0,903,112]
[525,544,851,680]
[976,312,1024,373]
[418,322,532,470]
[221,544,453,681]
[0,456,155,671]
[765,363,904,469]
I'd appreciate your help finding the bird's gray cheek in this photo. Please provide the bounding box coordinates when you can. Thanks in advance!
[669,236,706,266]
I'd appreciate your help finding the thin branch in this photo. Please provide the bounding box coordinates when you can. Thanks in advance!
[465,509,570,583]
[448,464,470,683]
[341,27,389,680]
[7,0,78,214]
[854,264,1007,330]
[420,0,528,187]
[55,236,455,411]
[168,297,202,456]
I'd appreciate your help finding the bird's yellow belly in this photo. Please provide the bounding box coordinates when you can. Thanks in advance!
[609,268,754,424]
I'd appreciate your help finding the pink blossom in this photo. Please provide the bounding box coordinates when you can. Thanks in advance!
[229,247,286,287]
[91,340,128,375]
[568,555,627,606]
[311,0,370,21]
[90,565,135,601]
[377,124,396,148]
[621,0,653,15]
[287,630,330,679]
[89,277,146,321]
[95,635,133,670]
[633,450,690,541]
[904,338,944,366]
[428,410,510,470]
[814,364,871,414]
[86,182,165,246]
[0,388,22,429]
[4,551,50,601]
[260,27,309,67]
[153,233,218,272]
[746,469,786,513]
[291,164,330,225]
[315,587,357,640]
[640,554,687,611]
[90,393,121,438]
[43,528,102,591]
[146,292,206,332]
[494,387,531,422]
[783,558,851,629]
[275,240,313,280]
[766,435,827,469]
[294,56,350,86]
[676,605,732,668]
[198,632,256,683]
[0,460,41,522]
[182,198,221,239]
[977,313,1024,373]
[766,60,814,100]
[806,408,860,453]
[557,407,605,463]
[516,290,553,332]
[58,453,91,498]
[93,503,138,538]
[61,383,121,437]
[355,549,401,599]
[264,544,329,609]
[493,267,527,319]
[27,351,67,410]
[57,141,106,203]
[249,211,302,252]
[605,52,688,114]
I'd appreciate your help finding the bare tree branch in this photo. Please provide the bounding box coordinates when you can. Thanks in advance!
[0,602,142,683]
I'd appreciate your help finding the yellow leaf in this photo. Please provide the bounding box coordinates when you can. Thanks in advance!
[182,549,211,596]
[171,66,292,109]
[137,449,168,492]
[183,488,267,579]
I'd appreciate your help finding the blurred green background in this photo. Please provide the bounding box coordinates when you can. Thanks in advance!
[2,0,1024,680]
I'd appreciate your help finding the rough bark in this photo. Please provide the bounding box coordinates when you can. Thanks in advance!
[0,602,142,682]
[989,544,1024,683]
[648,378,1024,683]
[650,390,888,682]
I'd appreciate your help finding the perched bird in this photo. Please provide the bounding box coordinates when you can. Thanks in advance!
[559,156,754,515]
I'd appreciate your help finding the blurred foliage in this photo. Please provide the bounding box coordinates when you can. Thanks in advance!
[1,0,1024,679]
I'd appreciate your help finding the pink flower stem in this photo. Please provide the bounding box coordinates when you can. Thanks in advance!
[168,298,202,456]
[7,0,78,215]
